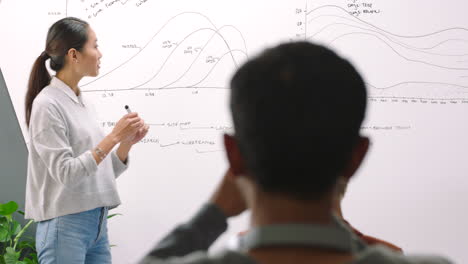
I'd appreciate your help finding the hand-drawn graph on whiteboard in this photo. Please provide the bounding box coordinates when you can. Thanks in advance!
[80,12,248,92]
[299,0,468,102]
[1,1,468,263]
[63,1,251,154]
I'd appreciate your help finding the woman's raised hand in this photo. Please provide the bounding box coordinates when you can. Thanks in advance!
[111,113,145,143]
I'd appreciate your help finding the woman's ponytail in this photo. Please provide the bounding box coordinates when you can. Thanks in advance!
[25,17,88,127]
[25,52,51,127]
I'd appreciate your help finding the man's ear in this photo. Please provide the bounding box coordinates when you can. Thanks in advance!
[342,136,370,181]
[223,133,246,176]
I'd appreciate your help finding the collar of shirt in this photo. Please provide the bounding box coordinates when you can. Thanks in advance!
[237,215,367,254]
[50,77,85,106]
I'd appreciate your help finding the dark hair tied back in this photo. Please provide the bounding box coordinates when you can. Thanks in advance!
[49,55,65,71]
[40,51,50,59]
[25,17,89,127]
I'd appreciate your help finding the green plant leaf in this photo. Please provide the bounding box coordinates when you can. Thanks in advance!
[11,221,21,236]
[16,211,25,216]
[0,228,9,242]
[0,217,7,226]
[20,253,38,264]
[13,220,34,250]
[4,247,20,264]
[27,253,38,264]
[0,202,18,217]
[17,240,35,251]
[107,213,122,219]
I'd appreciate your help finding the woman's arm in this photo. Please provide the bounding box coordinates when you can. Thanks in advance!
[112,122,149,178]
[92,113,145,164]
[114,124,149,163]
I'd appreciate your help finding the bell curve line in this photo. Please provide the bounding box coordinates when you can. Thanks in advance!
[306,5,468,39]
[307,15,468,53]
[80,12,246,87]
[309,21,468,57]
[80,11,248,87]
[86,27,244,91]
[308,20,468,57]
[160,25,249,89]
[424,39,468,51]
[127,27,246,90]
[322,32,468,71]
[366,81,468,90]
[184,49,247,88]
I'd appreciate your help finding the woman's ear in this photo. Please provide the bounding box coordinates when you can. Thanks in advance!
[67,48,78,63]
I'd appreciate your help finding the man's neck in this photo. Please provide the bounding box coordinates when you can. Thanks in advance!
[249,191,335,227]
[247,192,354,264]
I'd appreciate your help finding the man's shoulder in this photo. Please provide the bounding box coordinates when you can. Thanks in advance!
[356,246,452,264]
[139,247,451,264]
[139,250,256,264]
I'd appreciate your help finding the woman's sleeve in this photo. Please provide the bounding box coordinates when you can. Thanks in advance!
[110,149,129,178]
[30,102,98,186]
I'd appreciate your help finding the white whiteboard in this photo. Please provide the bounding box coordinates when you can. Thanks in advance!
[0,0,467,263]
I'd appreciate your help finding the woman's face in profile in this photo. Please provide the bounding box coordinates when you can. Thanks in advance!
[76,27,102,77]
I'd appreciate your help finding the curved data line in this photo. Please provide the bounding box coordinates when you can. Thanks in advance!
[424,39,468,51]
[306,5,468,39]
[131,13,247,70]
[161,25,249,89]
[308,15,468,56]
[128,27,245,89]
[325,32,468,71]
[307,23,468,57]
[164,48,248,89]
[366,81,468,90]
[82,12,214,87]
[81,12,248,87]
[186,49,247,88]
[309,22,468,57]
[310,14,468,50]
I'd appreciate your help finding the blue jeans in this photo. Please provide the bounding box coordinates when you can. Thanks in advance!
[36,207,111,264]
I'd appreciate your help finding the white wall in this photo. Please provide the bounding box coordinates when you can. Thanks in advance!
[0,0,466,263]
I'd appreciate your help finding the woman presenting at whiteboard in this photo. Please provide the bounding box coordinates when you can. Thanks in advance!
[24,17,149,263]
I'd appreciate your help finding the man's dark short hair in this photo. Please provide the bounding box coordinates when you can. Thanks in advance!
[230,41,367,200]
